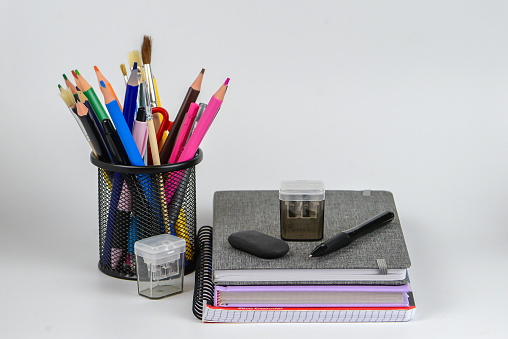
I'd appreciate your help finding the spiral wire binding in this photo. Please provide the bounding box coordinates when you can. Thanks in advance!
[192,225,214,319]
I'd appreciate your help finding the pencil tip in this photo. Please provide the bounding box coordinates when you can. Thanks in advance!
[225,78,230,86]
[201,68,205,74]
[94,65,99,72]
[308,255,313,258]
[75,69,80,76]
[62,74,68,80]
[58,84,62,88]
[71,70,77,77]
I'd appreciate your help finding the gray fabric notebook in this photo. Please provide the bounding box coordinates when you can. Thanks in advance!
[212,190,411,286]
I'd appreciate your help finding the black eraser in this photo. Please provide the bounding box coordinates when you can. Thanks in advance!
[228,230,289,259]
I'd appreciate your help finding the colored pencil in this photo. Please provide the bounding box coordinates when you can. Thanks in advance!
[76,101,112,163]
[122,62,139,131]
[169,103,199,163]
[178,79,228,162]
[94,65,123,111]
[159,68,205,163]
[74,70,110,122]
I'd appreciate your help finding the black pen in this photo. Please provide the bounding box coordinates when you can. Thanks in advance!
[309,211,395,257]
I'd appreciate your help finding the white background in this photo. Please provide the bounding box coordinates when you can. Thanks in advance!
[1,0,507,337]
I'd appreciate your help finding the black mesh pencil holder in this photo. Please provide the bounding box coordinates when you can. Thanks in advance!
[90,149,203,280]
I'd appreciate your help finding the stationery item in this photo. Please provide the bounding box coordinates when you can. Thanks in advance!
[192,226,214,319]
[189,103,207,138]
[310,211,395,258]
[159,69,205,163]
[71,70,81,89]
[153,76,161,106]
[91,152,203,279]
[178,78,228,162]
[101,172,124,267]
[99,80,144,166]
[212,190,411,286]
[120,64,128,83]
[112,181,132,270]
[201,302,416,323]
[62,74,79,101]
[58,87,90,149]
[146,105,160,165]
[94,65,122,111]
[153,107,171,147]
[228,231,289,259]
[122,63,140,131]
[127,50,143,71]
[193,225,416,322]
[146,106,172,165]
[101,118,130,165]
[280,180,325,241]
[141,35,161,133]
[75,101,112,163]
[141,36,158,110]
[74,70,110,121]
[76,91,114,161]
[135,234,186,299]
[169,103,199,163]
[132,106,148,157]
[215,284,411,308]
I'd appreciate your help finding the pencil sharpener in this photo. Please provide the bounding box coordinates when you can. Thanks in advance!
[134,234,186,299]
[279,180,325,241]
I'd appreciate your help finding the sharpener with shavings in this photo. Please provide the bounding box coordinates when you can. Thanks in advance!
[279,180,325,241]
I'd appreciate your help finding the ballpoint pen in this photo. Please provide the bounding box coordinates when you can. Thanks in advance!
[309,211,395,257]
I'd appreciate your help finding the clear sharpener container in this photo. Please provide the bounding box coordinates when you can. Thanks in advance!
[134,234,186,299]
[280,180,325,241]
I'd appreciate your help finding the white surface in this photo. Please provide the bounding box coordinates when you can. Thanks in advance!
[1,0,507,337]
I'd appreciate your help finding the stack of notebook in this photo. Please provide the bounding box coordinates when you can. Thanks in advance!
[193,190,415,323]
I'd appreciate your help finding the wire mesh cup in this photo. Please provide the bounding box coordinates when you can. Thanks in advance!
[90,149,203,280]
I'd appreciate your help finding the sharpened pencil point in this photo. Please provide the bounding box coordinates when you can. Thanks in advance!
[75,69,80,76]
[62,74,68,80]
[225,78,230,86]
[201,68,205,74]
[94,65,99,72]
[58,84,62,89]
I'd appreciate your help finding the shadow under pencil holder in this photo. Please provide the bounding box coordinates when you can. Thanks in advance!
[90,149,203,280]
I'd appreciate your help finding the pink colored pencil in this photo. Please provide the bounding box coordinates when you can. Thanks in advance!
[177,79,228,162]
[169,103,199,164]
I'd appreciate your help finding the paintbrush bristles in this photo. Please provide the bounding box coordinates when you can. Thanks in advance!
[141,35,152,65]
[120,64,127,76]
[59,88,75,107]
[127,51,142,70]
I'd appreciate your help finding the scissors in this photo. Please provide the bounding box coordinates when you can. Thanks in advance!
[147,107,173,165]
[152,107,173,146]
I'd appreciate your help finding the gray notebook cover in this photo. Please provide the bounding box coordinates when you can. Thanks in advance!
[212,190,411,285]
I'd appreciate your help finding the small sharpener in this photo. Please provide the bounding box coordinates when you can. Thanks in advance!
[279,180,325,241]
[134,234,186,299]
